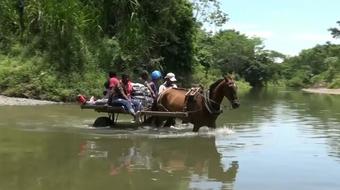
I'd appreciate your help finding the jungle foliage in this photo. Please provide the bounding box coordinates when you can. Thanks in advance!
[0,1,338,101]
[0,0,197,100]
[192,29,283,87]
[280,21,340,89]
[282,43,340,88]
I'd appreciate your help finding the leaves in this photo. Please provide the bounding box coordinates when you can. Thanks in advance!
[193,29,281,87]
[329,21,340,38]
[282,43,340,88]
[192,0,228,27]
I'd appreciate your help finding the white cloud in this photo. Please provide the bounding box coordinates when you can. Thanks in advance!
[243,31,274,39]
[224,23,259,31]
[204,21,340,56]
[291,33,336,42]
[223,23,274,39]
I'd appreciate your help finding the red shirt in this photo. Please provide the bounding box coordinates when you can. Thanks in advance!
[122,81,133,97]
[109,77,119,88]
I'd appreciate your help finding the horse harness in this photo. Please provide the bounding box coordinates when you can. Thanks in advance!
[156,88,171,112]
[203,90,223,115]
[183,87,202,112]
[183,87,223,115]
[156,87,223,115]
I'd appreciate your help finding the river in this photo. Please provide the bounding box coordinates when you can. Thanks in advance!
[0,88,340,190]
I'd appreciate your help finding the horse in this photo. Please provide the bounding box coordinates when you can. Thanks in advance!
[155,76,240,132]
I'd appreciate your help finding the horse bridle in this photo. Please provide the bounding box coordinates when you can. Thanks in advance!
[204,79,239,114]
[224,79,239,104]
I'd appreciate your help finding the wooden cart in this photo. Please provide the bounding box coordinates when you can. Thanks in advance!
[81,104,188,127]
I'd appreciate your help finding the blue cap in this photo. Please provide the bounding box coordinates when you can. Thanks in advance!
[151,70,161,80]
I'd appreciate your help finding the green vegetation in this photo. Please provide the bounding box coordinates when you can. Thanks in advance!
[193,29,283,87]
[0,0,197,101]
[329,21,340,38]
[0,1,339,101]
[280,21,340,89]
[282,43,340,89]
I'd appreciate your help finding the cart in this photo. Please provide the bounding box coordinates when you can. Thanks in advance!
[81,104,189,127]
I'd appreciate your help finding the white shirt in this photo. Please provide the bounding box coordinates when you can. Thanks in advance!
[158,82,177,95]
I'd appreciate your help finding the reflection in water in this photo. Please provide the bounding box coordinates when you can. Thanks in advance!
[77,137,238,190]
[222,88,340,162]
[281,91,340,160]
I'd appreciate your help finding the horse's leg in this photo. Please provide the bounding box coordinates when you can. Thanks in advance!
[144,101,158,125]
[210,122,217,129]
[163,117,176,127]
[154,117,164,128]
[143,116,154,124]
[170,118,176,126]
[192,124,201,132]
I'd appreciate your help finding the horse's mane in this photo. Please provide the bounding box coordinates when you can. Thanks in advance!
[209,79,224,97]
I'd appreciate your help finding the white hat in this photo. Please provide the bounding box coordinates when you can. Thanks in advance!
[164,72,177,82]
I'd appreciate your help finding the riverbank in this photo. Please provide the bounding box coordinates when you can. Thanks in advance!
[302,88,340,95]
[0,95,59,106]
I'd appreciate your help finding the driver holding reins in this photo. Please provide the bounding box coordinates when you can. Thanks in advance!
[158,72,178,95]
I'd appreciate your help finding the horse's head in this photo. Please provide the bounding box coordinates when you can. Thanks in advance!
[222,76,240,109]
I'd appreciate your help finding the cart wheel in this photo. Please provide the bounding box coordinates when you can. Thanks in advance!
[135,111,145,124]
[93,116,112,127]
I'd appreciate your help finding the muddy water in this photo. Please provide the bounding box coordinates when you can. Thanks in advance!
[0,88,340,190]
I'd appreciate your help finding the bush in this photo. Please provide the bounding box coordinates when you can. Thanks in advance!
[0,53,105,102]
[286,76,305,88]
[328,78,340,88]
[310,74,328,87]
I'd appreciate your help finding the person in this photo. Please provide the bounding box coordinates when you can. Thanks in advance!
[150,70,162,97]
[158,72,177,95]
[76,71,122,106]
[103,71,118,98]
[109,74,141,117]
[121,74,143,113]
[140,70,161,99]
[121,74,133,99]
[141,70,162,124]
[81,71,119,105]
[109,72,119,90]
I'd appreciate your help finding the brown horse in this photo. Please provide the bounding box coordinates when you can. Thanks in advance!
[156,76,240,132]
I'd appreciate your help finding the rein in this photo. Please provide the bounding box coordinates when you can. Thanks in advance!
[156,90,170,112]
[204,90,223,115]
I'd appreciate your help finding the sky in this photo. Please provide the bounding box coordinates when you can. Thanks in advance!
[214,0,340,55]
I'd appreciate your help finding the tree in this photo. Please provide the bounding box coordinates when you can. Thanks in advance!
[282,43,340,88]
[209,30,261,75]
[329,21,340,38]
[192,0,228,28]
[0,0,198,99]
[242,51,281,87]
[193,29,282,87]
